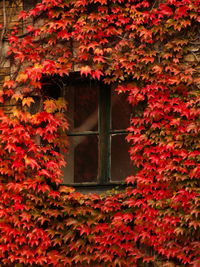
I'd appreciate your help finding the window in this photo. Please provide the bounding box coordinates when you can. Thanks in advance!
[23,0,40,10]
[48,74,134,188]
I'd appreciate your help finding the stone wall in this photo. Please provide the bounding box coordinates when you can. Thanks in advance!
[184,39,200,90]
[0,0,23,88]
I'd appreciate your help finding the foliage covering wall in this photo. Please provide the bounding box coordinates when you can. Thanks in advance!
[0,0,200,266]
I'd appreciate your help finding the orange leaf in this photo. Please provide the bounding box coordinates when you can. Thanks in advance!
[16,73,28,83]
[152,65,163,74]
[12,93,23,101]
[80,65,91,77]
[44,99,57,113]
[3,80,15,89]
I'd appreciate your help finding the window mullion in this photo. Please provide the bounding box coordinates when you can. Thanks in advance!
[67,131,99,136]
[98,83,111,184]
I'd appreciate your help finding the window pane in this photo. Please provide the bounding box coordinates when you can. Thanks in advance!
[23,0,40,10]
[111,91,133,130]
[65,79,98,132]
[63,135,98,183]
[42,77,61,99]
[30,96,41,114]
[111,134,133,182]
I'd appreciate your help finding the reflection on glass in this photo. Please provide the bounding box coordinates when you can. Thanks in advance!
[63,135,98,183]
[111,90,133,130]
[111,134,133,181]
[65,79,98,132]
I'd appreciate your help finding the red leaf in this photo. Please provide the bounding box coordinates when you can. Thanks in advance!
[37,184,51,193]
[93,55,105,63]
[48,191,60,199]
[8,35,19,44]
[38,169,52,178]
[24,157,39,169]
[5,143,16,153]
[18,10,27,20]
[175,6,188,17]
[92,70,103,80]
[159,4,173,16]
[26,25,35,32]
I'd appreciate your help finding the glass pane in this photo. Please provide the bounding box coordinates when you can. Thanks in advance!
[111,134,134,182]
[42,77,61,99]
[111,90,133,130]
[30,96,41,114]
[65,79,98,132]
[63,135,98,184]
[23,0,40,10]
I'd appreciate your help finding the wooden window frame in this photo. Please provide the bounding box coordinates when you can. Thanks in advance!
[64,77,130,192]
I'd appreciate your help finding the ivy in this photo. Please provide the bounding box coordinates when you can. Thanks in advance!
[0,0,199,266]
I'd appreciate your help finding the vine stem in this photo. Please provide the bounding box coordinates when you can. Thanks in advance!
[0,0,7,65]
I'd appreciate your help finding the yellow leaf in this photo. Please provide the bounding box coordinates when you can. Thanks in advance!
[22,97,35,107]
[44,99,57,113]
[12,108,21,118]
[16,73,28,83]
[56,97,67,111]
[34,63,42,69]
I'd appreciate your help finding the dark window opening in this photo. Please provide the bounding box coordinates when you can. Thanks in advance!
[59,74,135,186]
[23,0,40,10]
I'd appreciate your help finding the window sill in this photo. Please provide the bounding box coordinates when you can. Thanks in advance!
[61,182,127,194]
